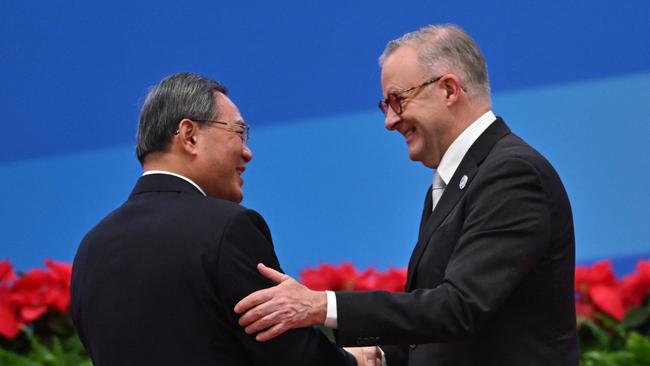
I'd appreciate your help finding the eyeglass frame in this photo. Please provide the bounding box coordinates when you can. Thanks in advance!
[378,75,444,116]
[174,118,250,144]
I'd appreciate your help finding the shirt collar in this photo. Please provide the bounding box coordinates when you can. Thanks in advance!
[435,110,496,186]
[142,170,207,196]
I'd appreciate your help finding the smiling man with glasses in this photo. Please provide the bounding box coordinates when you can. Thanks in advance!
[71,72,371,366]
[235,24,579,366]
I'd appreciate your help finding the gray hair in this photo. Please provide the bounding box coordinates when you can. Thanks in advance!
[379,24,490,102]
[135,72,227,164]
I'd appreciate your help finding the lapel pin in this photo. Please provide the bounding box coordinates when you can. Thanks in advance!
[459,175,468,190]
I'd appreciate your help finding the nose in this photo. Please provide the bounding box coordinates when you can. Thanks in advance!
[242,145,253,162]
[384,109,401,131]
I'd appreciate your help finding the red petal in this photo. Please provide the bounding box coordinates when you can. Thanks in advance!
[0,260,17,284]
[20,305,47,322]
[589,284,626,321]
[45,259,72,286]
[0,305,21,339]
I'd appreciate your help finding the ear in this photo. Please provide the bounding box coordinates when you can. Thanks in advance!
[175,118,200,155]
[440,74,463,107]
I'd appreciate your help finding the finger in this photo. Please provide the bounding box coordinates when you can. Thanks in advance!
[238,306,272,328]
[255,322,290,342]
[364,357,376,366]
[234,288,273,314]
[243,309,284,334]
[363,347,377,366]
[257,263,291,284]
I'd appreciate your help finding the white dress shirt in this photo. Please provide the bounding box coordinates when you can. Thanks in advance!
[434,110,496,191]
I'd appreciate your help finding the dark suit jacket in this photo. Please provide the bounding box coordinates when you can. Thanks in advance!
[335,119,578,366]
[71,174,355,366]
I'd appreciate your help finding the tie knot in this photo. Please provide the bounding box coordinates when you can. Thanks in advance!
[433,172,445,190]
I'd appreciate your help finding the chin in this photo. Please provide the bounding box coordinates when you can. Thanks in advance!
[408,148,424,163]
[232,190,243,203]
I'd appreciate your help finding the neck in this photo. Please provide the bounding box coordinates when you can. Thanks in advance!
[428,103,491,169]
[142,152,192,179]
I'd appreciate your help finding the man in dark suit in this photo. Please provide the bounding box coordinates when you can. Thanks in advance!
[71,72,370,366]
[233,25,579,365]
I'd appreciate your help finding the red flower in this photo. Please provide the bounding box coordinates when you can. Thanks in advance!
[357,267,406,292]
[300,263,359,291]
[589,285,626,321]
[351,267,378,290]
[10,269,52,322]
[44,259,72,313]
[575,260,617,294]
[300,263,406,292]
[0,263,21,339]
[9,259,72,323]
[621,260,650,308]
[574,260,625,320]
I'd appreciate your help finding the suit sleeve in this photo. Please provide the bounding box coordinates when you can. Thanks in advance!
[382,345,408,366]
[216,209,356,366]
[335,157,551,346]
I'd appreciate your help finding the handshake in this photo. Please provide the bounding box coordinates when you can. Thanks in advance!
[345,347,384,366]
[235,263,386,366]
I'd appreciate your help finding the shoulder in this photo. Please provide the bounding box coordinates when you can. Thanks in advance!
[80,193,269,249]
[484,133,558,178]
[160,193,267,225]
[474,133,568,202]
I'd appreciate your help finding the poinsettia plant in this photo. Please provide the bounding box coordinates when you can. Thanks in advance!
[0,259,90,365]
[575,260,650,365]
[300,262,407,292]
[2,258,650,365]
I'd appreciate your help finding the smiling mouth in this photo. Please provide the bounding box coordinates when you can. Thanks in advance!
[236,167,246,176]
[404,127,416,140]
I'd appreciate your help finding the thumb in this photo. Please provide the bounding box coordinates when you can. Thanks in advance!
[257,263,290,284]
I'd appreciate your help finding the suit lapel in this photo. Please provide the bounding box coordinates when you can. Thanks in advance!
[405,118,511,290]
[418,186,433,238]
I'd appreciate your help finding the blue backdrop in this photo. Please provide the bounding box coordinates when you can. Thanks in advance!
[1,0,649,276]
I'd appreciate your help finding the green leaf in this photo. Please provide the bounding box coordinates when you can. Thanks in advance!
[623,307,650,329]
[49,337,65,366]
[0,347,40,366]
[626,332,650,364]
[22,326,53,362]
[582,318,614,349]
[2,328,92,366]
[597,313,628,336]
[581,349,637,366]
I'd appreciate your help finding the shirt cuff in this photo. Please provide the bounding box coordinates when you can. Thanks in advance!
[324,290,338,329]
[380,347,386,365]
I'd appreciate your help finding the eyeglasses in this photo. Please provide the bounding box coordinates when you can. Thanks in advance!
[176,119,250,144]
[378,75,443,116]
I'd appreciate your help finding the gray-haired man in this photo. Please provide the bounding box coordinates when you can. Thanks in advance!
[235,25,579,366]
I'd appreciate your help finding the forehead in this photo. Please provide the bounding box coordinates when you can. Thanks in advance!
[214,92,243,122]
[380,46,425,91]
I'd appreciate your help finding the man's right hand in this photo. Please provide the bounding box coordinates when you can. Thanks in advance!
[234,263,328,341]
